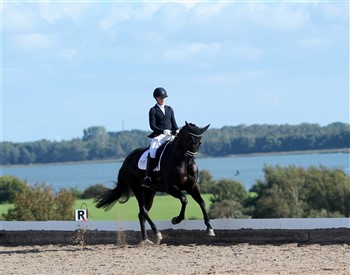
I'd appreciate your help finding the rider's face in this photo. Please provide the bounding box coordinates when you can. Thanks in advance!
[156,97,166,105]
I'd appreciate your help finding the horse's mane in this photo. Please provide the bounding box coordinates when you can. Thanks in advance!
[155,124,190,158]
[174,123,203,141]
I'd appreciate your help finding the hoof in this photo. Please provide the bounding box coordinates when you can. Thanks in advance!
[171,217,178,225]
[156,232,163,241]
[156,232,163,245]
[207,229,215,237]
[140,239,154,246]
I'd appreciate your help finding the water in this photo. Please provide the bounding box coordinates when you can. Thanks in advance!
[1,152,349,191]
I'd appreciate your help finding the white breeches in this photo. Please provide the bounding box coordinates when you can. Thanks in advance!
[149,134,172,158]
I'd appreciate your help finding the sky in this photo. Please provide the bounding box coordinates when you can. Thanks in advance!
[1,0,349,142]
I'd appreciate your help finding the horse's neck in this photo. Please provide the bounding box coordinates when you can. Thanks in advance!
[170,136,187,160]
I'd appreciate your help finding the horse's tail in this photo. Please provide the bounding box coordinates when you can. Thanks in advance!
[95,179,130,211]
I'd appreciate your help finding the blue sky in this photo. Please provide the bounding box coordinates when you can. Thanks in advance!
[1,1,349,142]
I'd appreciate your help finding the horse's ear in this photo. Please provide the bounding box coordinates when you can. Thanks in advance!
[185,121,188,126]
[200,124,210,134]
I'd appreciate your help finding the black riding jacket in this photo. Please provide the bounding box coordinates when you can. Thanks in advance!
[148,104,178,138]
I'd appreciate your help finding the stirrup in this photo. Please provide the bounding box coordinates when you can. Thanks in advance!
[142,176,152,188]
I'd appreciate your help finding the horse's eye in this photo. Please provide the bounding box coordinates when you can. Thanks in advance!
[190,136,201,146]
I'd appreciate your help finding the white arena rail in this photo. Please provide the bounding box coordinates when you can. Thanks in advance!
[1,218,349,232]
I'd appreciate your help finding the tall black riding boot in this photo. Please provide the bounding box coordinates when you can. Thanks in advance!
[142,156,157,189]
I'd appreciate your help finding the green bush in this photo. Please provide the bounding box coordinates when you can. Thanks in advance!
[209,199,248,219]
[0,176,27,203]
[198,169,216,193]
[81,183,107,199]
[210,178,248,204]
[69,187,83,199]
[208,178,248,218]
[3,182,75,221]
[249,165,350,218]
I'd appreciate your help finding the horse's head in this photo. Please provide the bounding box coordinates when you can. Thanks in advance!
[177,121,210,158]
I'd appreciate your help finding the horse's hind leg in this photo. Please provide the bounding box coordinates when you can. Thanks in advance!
[143,190,163,242]
[136,192,162,243]
[137,209,147,242]
[187,186,215,236]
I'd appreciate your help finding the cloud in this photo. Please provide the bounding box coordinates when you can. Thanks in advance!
[163,42,221,62]
[39,2,90,24]
[2,3,36,32]
[300,38,334,47]
[12,33,54,51]
[321,2,349,22]
[56,48,77,60]
[253,90,284,107]
[204,70,266,86]
[99,5,132,32]
[249,3,309,31]
[192,2,228,17]
[99,3,162,32]
[231,45,263,60]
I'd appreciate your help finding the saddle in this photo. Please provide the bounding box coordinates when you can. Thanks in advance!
[137,141,170,171]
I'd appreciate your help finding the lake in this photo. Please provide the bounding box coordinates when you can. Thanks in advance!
[1,152,349,191]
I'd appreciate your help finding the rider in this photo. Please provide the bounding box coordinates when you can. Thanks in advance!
[143,87,179,188]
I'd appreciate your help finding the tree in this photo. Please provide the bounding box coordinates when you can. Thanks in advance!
[83,126,108,142]
[250,165,308,218]
[305,166,350,217]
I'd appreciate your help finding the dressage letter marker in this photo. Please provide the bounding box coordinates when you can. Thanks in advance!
[75,209,88,221]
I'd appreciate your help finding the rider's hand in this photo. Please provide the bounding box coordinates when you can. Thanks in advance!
[163,129,172,136]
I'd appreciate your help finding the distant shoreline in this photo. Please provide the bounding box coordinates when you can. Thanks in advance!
[2,148,349,168]
[224,148,350,158]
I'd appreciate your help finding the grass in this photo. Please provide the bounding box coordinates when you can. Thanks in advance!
[0,204,13,219]
[0,194,213,221]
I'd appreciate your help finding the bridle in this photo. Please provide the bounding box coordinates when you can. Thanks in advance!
[185,132,203,158]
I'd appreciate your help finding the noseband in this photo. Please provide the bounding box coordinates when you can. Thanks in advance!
[185,132,203,158]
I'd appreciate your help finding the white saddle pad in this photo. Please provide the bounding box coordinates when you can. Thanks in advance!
[138,150,149,170]
[138,149,161,171]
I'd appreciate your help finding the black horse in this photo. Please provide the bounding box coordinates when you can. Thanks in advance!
[95,122,215,243]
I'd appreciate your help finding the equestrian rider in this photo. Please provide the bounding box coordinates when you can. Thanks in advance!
[143,87,179,188]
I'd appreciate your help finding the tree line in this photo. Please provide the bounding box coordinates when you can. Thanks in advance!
[1,122,349,165]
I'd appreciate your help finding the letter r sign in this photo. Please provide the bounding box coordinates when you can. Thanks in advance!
[75,209,88,221]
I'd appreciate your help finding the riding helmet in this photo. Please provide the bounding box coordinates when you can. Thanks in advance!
[153,87,168,99]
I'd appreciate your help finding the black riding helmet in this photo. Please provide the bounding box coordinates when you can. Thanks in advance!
[153,87,168,99]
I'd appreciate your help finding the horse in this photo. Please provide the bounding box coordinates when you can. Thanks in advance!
[95,122,215,243]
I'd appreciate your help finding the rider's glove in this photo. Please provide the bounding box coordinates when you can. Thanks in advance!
[163,129,172,136]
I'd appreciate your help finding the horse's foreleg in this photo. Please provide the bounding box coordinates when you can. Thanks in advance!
[168,185,187,224]
[187,186,215,236]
